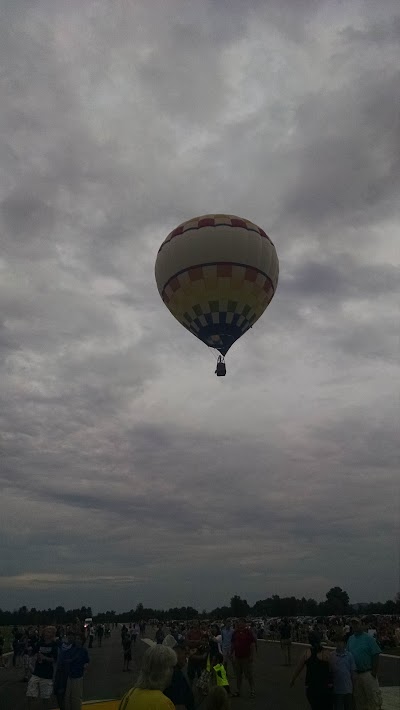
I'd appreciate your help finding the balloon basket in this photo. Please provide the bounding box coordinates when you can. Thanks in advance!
[215,356,226,376]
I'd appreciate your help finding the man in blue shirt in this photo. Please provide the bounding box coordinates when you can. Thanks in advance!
[346,618,382,710]
[221,620,234,677]
[58,632,89,710]
[329,629,356,710]
[54,629,76,709]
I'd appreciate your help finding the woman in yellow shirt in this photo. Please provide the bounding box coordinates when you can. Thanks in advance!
[119,645,177,710]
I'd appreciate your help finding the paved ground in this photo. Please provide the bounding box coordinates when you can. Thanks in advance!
[0,630,398,709]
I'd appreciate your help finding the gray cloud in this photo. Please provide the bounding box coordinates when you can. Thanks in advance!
[0,0,399,612]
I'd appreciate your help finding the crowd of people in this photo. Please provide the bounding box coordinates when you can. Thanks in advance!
[261,615,400,652]
[86,622,115,648]
[0,614,398,709]
[117,615,399,710]
[0,621,97,709]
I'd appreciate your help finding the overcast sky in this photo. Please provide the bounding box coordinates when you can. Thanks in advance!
[1,0,399,614]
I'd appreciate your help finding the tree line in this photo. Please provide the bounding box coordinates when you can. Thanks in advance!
[1,589,399,627]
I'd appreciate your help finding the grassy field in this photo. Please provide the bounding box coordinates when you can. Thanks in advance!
[0,627,13,652]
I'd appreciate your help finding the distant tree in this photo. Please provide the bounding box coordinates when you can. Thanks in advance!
[383,600,396,614]
[395,592,400,613]
[186,606,199,619]
[230,595,250,617]
[54,606,66,622]
[325,587,350,615]
[270,595,282,617]
[305,598,319,616]
[209,605,231,620]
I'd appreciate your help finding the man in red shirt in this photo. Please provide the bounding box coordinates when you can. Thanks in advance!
[186,621,207,686]
[231,618,256,698]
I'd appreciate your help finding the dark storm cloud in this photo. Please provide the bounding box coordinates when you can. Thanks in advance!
[2,191,54,237]
[281,73,400,231]
[341,14,400,45]
[0,0,398,611]
[284,258,400,299]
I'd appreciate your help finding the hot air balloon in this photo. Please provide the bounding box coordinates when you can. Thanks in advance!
[155,214,279,376]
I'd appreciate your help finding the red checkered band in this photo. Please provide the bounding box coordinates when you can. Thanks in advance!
[158,214,274,253]
[161,261,274,303]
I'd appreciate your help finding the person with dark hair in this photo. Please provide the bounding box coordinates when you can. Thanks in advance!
[209,650,230,695]
[96,624,104,648]
[231,618,255,699]
[122,632,133,672]
[156,624,165,645]
[220,620,234,679]
[164,645,195,710]
[26,626,58,708]
[132,623,140,645]
[12,627,23,669]
[56,631,90,710]
[209,625,222,660]
[88,625,94,649]
[64,633,89,710]
[0,633,7,669]
[290,632,333,710]
[279,618,292,666]
[186,620,207,686]
[54,629,76,710]
[329,629,356,710]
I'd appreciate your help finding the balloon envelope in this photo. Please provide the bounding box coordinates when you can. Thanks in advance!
[155,214,279,356]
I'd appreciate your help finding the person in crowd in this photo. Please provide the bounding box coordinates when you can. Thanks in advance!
[118,645,177,710]
[346,618,382,710]
[23,627,39,681]
[17,632,26,669]
[231,617,256,698]
[26,625,58,708]
[63,632,90,710]
[156,624,166,645]
[221,620,234,678]
[343,624,352,643]
[0,632,7,668]
[54,629,76,710]
[88,625,95,649]
[209,650,230,695]
[171,625,182,644]
[12,627,23,668]
[132,622,140,645]
[122,631,133,672]
[164,643,195,710]
[96,624,104,648]
[329,629,356,710]
[249,622,258,652]
[367,623,377,639]
[186,620,208,686]
[279,617,292,666]
[290,631,333,710]
[209,625,222,659]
